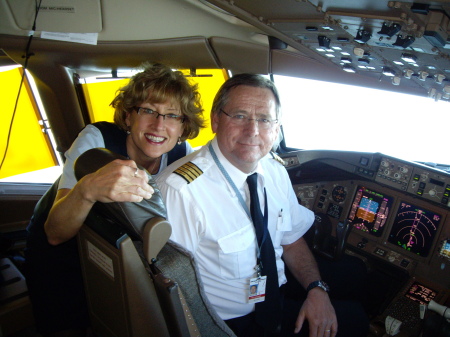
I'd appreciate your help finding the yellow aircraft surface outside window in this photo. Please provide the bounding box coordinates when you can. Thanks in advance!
[0,67,58,180]
[82,68,227,149]
[0,67,227,182]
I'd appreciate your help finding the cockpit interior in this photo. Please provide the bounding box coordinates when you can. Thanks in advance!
[282,149,450,336]
[1,1,449,337]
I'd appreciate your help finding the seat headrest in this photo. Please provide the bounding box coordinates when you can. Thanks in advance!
[74,148,168,242]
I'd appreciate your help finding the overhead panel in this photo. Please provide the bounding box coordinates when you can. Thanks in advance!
[5,0,102,33]
[205,0,450,101]
[268,2,450,100]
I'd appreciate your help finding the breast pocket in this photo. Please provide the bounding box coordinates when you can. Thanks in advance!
[217,224,257,280]
[273,211,292,248]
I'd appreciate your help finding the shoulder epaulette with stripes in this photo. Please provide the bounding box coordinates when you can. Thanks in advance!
[270,151,286,166]
[173,161,203,184]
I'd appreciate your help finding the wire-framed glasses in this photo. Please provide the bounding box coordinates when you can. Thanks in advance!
[220,109,278,130]
[134,106,185,125]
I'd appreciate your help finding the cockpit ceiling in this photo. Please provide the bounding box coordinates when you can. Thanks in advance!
[1,0,450,101]
[206,0,450,101]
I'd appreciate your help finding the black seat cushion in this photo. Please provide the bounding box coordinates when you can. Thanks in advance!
[74,147,167,241]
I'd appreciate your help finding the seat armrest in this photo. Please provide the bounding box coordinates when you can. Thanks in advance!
[143,217,172,263]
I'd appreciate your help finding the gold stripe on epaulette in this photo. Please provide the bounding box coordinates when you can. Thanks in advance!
[270,151,286,166]
[174,161,203,184]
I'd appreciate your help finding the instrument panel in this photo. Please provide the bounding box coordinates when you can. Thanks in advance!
[282,150,450,290]
[376,156,450,207]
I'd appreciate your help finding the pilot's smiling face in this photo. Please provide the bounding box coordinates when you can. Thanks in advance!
[212,85,279,173]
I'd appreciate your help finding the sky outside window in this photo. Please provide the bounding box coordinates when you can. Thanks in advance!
[274,75,449,165]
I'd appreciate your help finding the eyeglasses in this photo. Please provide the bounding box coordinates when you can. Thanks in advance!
[220,109,278,130]
[134,107,185,125]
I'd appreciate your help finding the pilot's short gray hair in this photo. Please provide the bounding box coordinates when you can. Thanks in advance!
[211,73,281,119]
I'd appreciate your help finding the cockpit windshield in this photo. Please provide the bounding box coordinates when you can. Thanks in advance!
[275,74,450,168]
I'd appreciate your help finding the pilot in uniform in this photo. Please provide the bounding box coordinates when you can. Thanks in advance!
[156,137,314,322]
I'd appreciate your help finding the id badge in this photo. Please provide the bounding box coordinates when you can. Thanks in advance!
[248,276,267,303]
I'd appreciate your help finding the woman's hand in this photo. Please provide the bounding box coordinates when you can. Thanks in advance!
[78,159,154,204]
[45,159,154,245]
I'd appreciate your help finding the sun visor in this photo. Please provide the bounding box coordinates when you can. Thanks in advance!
[6,0,102,33]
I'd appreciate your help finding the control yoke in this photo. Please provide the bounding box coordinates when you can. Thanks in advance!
[427,300,450,321]
[312,213,352,261]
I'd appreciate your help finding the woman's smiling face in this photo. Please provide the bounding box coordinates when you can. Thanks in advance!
[125,100,184,165]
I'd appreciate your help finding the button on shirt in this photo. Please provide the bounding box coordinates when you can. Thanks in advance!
[156,137,314,320]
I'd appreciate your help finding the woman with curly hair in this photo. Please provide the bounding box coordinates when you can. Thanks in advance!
[25,62,205,337]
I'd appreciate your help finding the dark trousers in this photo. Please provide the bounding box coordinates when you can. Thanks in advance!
[225,298,368,337]
[24,237,90,335]
[226,254,370,337]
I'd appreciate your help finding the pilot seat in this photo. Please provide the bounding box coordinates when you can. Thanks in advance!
[74,148,235,337]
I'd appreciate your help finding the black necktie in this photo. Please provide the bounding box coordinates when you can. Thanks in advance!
[246,173,282,333]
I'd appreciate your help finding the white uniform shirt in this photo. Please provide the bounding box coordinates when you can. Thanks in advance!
[156,137,314,320]
[60,124,193,190]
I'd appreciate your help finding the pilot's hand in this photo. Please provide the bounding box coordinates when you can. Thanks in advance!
[294,288,337,337]
[79,159,154,204]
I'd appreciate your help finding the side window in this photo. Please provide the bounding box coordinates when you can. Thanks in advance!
[81,78,129,123]
[0,67,226,183]
[0,66,61,182]
[80,68,227,148]
[181,68,228,148]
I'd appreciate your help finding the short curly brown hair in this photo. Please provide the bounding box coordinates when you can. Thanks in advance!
[111,62,205,141]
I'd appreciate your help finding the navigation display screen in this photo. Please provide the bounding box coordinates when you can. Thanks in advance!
[348,186,393,237]
[404,282,437,304]
[388,201,441,257]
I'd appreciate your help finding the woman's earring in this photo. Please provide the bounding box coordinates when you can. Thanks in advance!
[177,137,182,145]
[126,130,131,135]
